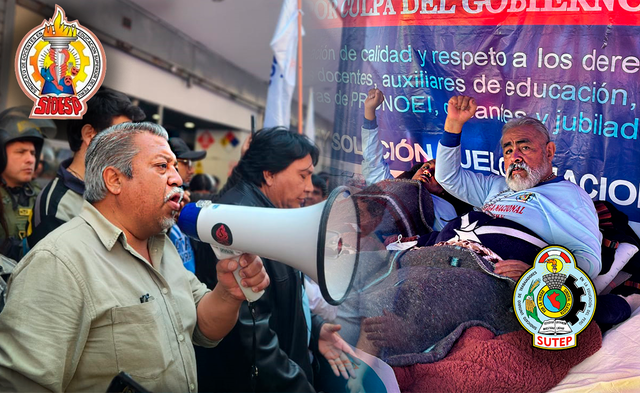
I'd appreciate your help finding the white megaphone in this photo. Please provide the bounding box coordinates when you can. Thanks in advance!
[178,186,360,305]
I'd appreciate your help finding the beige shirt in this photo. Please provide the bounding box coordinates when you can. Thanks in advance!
[0,201,218,392]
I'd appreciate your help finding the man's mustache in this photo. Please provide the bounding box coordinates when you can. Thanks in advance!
[507,162,530,178]
[164,187,184,204]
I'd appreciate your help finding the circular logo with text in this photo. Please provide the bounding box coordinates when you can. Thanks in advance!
[513,246,596,350]
[14,5,106,119]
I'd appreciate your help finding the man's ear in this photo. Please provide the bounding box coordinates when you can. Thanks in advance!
[103,166,124,195]
[546,141,556,161]
[81,124,97,147]
[263,170,274,187]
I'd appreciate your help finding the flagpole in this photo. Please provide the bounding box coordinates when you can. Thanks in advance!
[297,0,303,134]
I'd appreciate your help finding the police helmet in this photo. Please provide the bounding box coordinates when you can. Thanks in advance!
[0,107,55,175]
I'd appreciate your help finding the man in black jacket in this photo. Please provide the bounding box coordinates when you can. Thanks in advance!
[195,128,356,392]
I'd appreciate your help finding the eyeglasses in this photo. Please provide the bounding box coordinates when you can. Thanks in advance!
[177,159,193,168]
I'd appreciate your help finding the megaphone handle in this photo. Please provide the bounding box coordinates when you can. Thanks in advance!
[212,246,265,303]
[231,255,265,303]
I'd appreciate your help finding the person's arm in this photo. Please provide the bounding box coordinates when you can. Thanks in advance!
[361,89,392,186]
[0,251,91,392]
[549,217,602,279]
[543,191,602,278]
[435,96,505,207]
[196,254,269,342]
[431,195,458,231]
[318,323,359,379]
[494,259,532,280]
[241,132,252,157]
[574,249,602,279]
[308,296,359,381]
[344,324,378,393]
[190,255,316,391]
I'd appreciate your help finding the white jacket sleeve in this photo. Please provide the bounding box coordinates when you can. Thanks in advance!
[361,125,392,186]
[435,141,506,208]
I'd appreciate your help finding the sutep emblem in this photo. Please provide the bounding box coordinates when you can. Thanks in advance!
[514,246,596,349]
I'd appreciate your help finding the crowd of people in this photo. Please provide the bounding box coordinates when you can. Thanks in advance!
[0,85,639,393]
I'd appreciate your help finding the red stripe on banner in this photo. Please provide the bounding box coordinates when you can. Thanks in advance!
[312,0,640,28]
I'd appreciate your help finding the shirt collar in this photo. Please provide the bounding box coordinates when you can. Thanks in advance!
[236,181,276,208]
[247,182,276,208]
[78,201,166,258]
[58,158,86,195]
[541,176,565,185]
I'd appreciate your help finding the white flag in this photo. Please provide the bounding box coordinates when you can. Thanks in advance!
[264,0,302,128]
[305,87,315,142]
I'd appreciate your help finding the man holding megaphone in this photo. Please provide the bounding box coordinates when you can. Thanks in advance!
[0,123,270,392]
[194,128,358,393]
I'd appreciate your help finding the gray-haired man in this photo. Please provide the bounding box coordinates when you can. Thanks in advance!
[0,122,269,392]
[435,96,601,280]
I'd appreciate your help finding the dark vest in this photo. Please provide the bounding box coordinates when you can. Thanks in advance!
[0,184,38,259]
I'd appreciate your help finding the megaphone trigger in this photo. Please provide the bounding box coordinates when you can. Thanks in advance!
[212,246,265,303]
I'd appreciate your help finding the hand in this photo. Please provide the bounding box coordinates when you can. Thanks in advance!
[175,190,190,219]
[241,132,252,157]
[364,88,384,121]
[319,323,360,380]
[180,190,191,210]
[494,259,531,280]
[362,309,409,352]
[216,254,269,301]
[444,96,477,134]
[346,361,370,393]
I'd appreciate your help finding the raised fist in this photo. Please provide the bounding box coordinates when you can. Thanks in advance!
[364,88,384,120]
[444,96,478,134]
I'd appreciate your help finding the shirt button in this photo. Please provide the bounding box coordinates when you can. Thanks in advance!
[178,334,185,342]
[189,383,195,391]
[162,288,169,294]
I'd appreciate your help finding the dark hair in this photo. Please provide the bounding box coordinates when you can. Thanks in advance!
[190,173,215,192]
[234,127,319,187]
[311,174,328,197]
[315,170,340,194]
[316,171,331,183]
[67,88,146,152]
[396,163,424,180]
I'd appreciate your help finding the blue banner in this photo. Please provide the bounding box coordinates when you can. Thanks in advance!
[311,3,640,223]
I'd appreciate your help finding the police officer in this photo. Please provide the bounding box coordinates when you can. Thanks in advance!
[0,107,47,260]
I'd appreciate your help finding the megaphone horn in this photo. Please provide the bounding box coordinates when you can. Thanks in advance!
[178,186,360,305]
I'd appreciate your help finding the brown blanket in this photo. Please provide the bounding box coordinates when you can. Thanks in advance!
[393,322,602,393]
